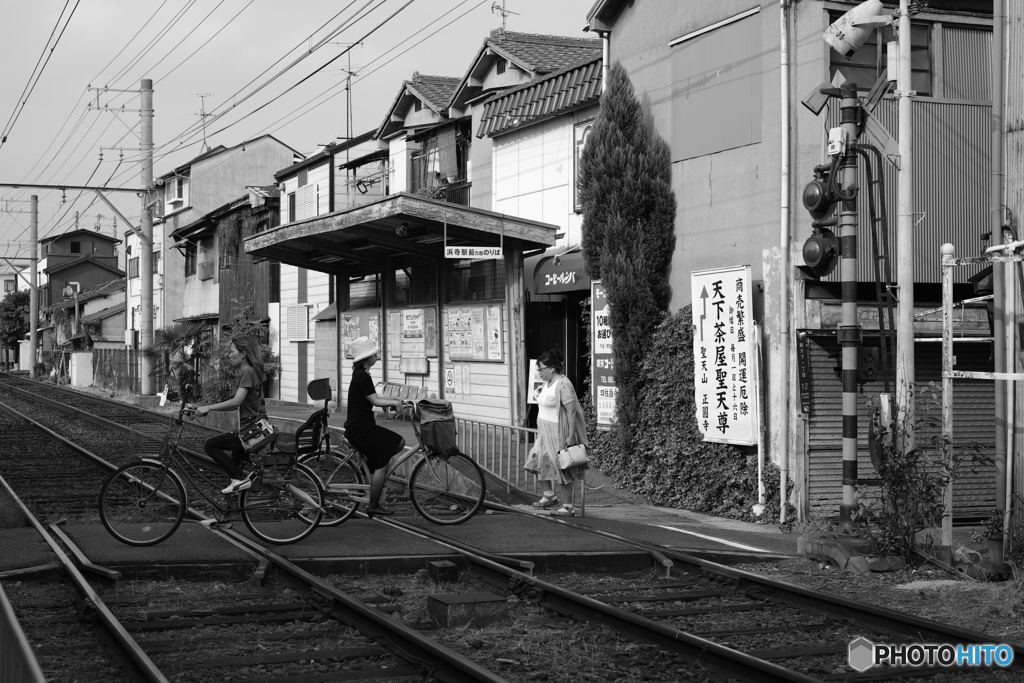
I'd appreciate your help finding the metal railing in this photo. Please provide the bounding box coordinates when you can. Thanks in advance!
[0,581,46,683]
[455,417,540,495]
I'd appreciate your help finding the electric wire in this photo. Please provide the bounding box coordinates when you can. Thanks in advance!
[152,0,256,83]
[173,0,416,152]
[268,0,486,138]
[0,0,81,151]
[105,0,199,88]
[152,0,368,152]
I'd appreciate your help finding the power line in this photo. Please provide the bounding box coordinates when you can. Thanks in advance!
[105,0,199,88]
[152,0,256,83]
[0,0,81,151]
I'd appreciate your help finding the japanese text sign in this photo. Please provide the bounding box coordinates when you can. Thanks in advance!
[691,266,758,446]
[592,280,616,429]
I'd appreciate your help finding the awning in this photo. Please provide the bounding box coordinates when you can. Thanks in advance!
[243,192,558,277]
[174,312,219,323]
[313,302,337,321]
[528,250,591,295]
[81,302,126,323]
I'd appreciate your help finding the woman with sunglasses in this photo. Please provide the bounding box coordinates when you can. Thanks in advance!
[523,349,588,516]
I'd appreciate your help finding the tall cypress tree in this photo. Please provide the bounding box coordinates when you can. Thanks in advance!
[579,62,676,455]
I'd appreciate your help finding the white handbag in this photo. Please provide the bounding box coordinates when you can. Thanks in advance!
[556,444,590,470]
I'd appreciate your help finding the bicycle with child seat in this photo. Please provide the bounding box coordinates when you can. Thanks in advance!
[299,399,487,525]
[97,393,325,546]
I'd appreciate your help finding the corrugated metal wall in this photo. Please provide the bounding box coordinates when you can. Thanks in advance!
[825,98,990,284]
[804,334,996,519]
[1007,3,1024,504]
[944,27,992,101]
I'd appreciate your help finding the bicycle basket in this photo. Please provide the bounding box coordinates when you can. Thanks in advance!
[261,452,294,484]
[414,398,458,458]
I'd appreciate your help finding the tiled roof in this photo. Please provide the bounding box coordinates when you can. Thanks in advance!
[246,185,280,199]
[488,30,600,75]
[408,73,461,113]
[478,56,602,138]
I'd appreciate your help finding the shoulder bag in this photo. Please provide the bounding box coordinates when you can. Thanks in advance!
[237,382,276,454]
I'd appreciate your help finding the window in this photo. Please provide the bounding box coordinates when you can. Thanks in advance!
[448,259,505,302]
[152,249,161,274]
[392,258,437,306]
[184,242,197,277]
[828,14,931,96]
[128,257,140,279]
[71,241,81,253]
[670,8,762,160]
[269,261,281,303]
[3,279,13,292]
[413,99,422,112]
[496,57,507,75]
[574,119,593,212]
[255,218,268,234]
[288,192,296,222]
[349,274,382,309]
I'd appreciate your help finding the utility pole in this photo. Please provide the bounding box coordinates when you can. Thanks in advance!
[140,78,154,396]
[895,0,916,449]
[838,81,862,535]
[992,0,1007,570]
[29,195,37,378]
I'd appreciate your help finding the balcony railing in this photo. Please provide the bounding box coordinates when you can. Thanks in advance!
[438,180,471,206]
[198,260,215,281]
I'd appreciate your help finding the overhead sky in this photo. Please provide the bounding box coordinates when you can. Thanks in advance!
[0,0,595,262]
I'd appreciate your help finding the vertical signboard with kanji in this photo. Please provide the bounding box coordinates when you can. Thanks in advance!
[592,280,616,429]
[691,266,758,446]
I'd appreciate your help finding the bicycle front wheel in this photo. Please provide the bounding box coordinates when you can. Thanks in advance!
[241,462,324,544]
[99,461,187,546]
[408,452,486,525]
[298,452,365,526]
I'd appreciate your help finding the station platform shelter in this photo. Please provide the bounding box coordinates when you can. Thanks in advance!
[244,192,558,428]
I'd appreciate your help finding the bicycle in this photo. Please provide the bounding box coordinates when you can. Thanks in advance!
[299,398,487,525]
[98,393,325,546]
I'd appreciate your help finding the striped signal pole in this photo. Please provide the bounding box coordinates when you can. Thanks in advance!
[838,81,862,535]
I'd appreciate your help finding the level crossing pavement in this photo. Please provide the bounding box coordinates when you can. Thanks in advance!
[0,396,799,580]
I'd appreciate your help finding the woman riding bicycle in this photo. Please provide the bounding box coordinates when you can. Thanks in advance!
[344,337,406,518]
[191,333,267,495]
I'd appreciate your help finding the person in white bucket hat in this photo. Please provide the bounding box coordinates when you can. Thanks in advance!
[344,336,407,517]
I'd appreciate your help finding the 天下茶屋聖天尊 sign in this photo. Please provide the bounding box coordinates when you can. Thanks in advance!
[691,265,759,446]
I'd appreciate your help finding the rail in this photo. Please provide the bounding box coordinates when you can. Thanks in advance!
[455,417,540,495]
[0,582,45,683]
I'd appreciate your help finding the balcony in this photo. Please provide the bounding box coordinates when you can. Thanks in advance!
[198,260,215,281]
[438,180,471,207]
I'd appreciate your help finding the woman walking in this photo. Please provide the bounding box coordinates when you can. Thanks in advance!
[193,334,267,495]
[524,349,588,516]
[344,337,407,517]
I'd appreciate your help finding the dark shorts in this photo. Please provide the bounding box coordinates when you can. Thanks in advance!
[346,424,404,472]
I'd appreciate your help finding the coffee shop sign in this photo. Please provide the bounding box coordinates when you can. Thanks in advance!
[545,270,577,288]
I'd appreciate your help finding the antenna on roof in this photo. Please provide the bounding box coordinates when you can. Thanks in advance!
[194,93,213,154]
[491,1,518,32]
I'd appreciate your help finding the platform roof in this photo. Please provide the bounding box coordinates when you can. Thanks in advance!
[243,192,558,277]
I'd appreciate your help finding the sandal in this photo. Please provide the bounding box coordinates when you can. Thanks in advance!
[531,496,560,510]
[551,505,575,517]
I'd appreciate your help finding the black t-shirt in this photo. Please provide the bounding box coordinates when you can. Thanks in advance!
[344,367,377,438]
[237,366,265,428]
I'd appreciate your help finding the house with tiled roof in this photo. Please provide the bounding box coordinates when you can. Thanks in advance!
[448,30,601,212]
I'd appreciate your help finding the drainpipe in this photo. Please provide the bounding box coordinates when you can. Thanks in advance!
[601,31,609,93]
[778,0,791,523]
[992,0,1007,569]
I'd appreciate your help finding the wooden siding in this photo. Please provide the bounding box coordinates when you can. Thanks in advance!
[217,201,278,329]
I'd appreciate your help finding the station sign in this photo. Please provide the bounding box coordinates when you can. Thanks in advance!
[445,246,502,259]
[691,265,759,446]
[592,280,616,429]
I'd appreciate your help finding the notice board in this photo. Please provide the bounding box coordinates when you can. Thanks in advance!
[690,265,758,446]
[444,304,503,362]
[341,311,381,358]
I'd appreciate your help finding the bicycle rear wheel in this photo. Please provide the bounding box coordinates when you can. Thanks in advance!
[298,452,365,526]
[241,462,324,544]
[408,452,486,525]
[99,461,187,546]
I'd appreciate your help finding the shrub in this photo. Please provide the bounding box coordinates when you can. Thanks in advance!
[588,306,785,520]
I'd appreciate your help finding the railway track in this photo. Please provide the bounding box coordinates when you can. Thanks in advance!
[2,375,1022,682]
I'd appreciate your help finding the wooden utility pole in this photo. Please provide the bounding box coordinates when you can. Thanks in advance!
[895,0,916,450]
[29,195,37,378]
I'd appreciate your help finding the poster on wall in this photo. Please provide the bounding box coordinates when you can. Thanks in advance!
[446,305,504,362]
[527,358,543,405]
[368,315,380,350]
[424,308,437,357]
[389,311,402,358]
[690,265,758,446]
[592,281,616,429]
[403,309,424,338]
[341,315,360,358]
